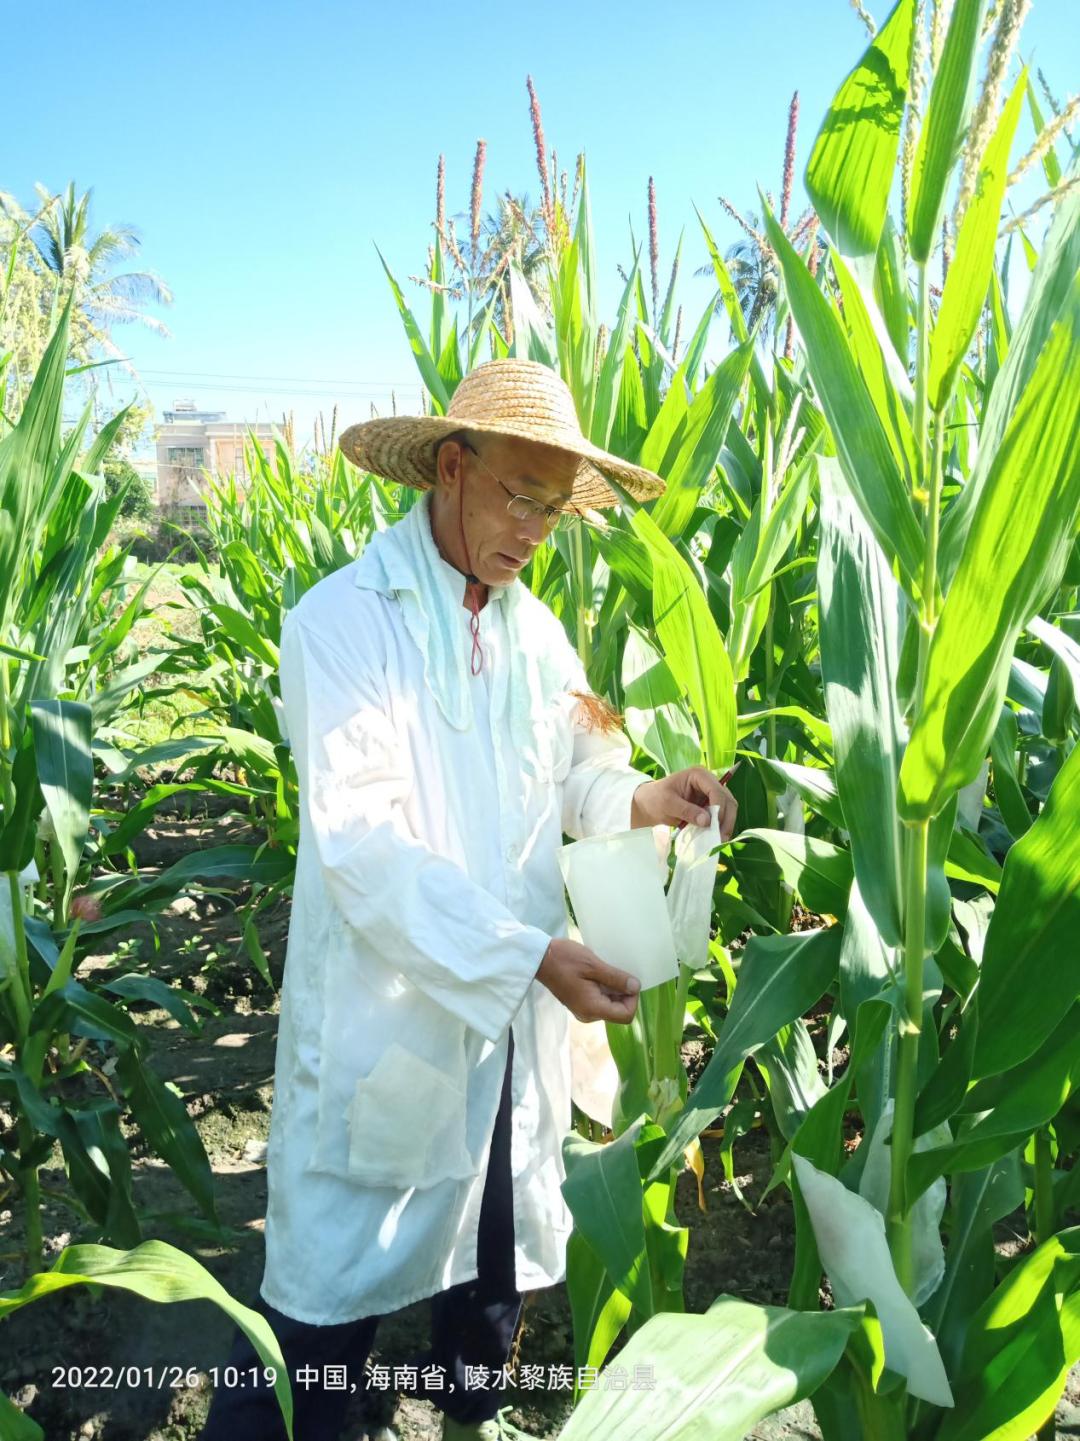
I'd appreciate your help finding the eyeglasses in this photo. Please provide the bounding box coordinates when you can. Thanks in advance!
[462,441,583,531]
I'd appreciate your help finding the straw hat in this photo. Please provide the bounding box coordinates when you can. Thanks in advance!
[338,359,665,510]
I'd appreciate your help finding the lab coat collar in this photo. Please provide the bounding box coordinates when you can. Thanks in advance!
[353,489,512,608]
[352,492,559,775]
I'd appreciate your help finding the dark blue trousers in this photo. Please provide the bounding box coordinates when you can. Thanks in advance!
[200,1033,522,1440]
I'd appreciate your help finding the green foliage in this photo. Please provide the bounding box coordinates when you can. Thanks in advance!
[103,455,154,519]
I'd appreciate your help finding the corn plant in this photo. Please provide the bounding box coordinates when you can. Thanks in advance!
[559,4,1080,1436]
[0,302,244,1281]
[0,1240,293,1439]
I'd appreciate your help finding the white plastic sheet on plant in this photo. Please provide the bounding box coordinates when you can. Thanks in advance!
[569,1010,620,1128]
[857,1099,950,1308]
[558,828,679,990]
[666,802,721,968]
[565,807,721,1128]
[792,1154,954,1407]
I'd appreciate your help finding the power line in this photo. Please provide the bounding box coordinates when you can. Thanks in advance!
[140,383,408,400]
[135,367,419,388]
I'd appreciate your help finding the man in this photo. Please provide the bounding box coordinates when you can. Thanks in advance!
[200,359,736,1441]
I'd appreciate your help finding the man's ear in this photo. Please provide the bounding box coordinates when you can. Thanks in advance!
[435,437,464,491]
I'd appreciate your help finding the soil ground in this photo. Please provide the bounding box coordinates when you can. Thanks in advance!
[2,799,1078,1440]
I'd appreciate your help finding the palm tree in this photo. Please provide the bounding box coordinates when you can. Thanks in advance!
[471,188,552,341]
[2,182,172,367]
[420,155,554,348]
[719,207,782,339]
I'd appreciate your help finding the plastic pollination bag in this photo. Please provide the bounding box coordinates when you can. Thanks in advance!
[557,827,679,991]
[561,803,722,1126]
[666,802,722,970]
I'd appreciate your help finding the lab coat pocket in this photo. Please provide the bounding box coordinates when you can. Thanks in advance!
[345,1040,476,1190]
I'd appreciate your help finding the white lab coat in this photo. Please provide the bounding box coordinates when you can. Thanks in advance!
[260,491,647,1324]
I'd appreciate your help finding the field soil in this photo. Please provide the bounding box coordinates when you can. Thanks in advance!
[2,800,1078,1440]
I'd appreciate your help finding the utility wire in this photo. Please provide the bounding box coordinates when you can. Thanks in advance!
[135,367,418,387]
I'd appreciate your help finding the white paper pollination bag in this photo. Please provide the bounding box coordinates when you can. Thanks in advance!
[557,802,721,992]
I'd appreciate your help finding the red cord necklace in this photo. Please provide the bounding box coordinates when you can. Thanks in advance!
[457,478,484,675]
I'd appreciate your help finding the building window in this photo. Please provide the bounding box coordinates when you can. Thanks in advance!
[167,446,205,469]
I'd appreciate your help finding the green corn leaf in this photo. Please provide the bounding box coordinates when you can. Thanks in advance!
[0,638,46,663]
[908,1005,1080,1200]
[831,253,918,483]
[101,974,208,1035]
[467,288,500,371]
[0,1386,42,1440]
[562,1119,656,1316]
[0,295,74,633]
[374,244,449,413]
[763,206,925,601]
[609,343,648,460]
[630,506,736,773]
[51,1111,112,1224]
[990,706,1031,839]
[429,229,446,364]
[875,213,911,362]
[61,1101,141,1247]
[695,204,749,344]
[85,566,159,672]
[1029,613,1080,703]
[935,1228,1080,1441]
[818,458,906,946]
[436,314,463,396]
[621,627,702,775]
[913,1002,978,1136]
[924,1157,1024,1375]
[0,728,44,872]
[929,75,1026,413]
[0,1240,293,1438]
[758,1021,829,1140]
[906,0,988,263]
[564,1228,633,1388]
[115,1048,218,1221]
[591,259,640,449]
[1026,76,1064,189]
[80,402,131,479]
[650,340,753,538]
[126,844,294,911]
[1042,654,1075,744]
[727,499,774,686]
[557,1298,862,1440]
[938,156,1080,586]
[648,927,842,1179]
[200,600,280,670]
[728,451,817,683]
[637,362,690,480]
[734,830,853,919]
[758,758,846,829]
[898,273,1080,821]
[972,737,1080,1079]
[508,261,556,366]
[678,289,722,392]
[30,700,92,914]
[945,825,1002,893]
[805,0,915,263]
[30,980,139,1047]
[738,705,834,753]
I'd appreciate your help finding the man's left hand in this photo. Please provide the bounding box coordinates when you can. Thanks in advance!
[630,767,738,842]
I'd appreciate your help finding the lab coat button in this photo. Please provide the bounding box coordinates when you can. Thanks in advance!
[505,843,520,862]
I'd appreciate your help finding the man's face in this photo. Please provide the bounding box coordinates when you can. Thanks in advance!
[435,433,581,586]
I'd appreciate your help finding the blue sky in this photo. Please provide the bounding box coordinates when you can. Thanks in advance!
[9,0,1078,450]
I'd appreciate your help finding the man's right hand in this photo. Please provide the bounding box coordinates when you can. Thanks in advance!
[536,938,640,1024]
